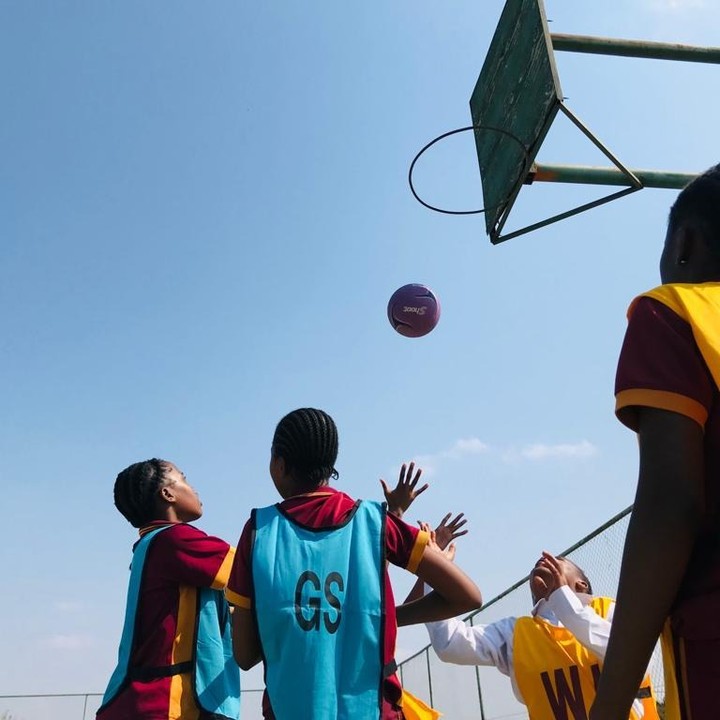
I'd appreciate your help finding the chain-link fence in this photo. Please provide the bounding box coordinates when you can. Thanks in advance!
[0,689,265,720]
[398,505,664,720]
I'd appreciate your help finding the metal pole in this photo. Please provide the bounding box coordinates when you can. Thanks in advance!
[470,616,487,720]
[425,648,434,708]
[551,33,720,64]
[527,164,696,189]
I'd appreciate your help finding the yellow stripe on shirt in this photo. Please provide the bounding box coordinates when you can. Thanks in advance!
[225,587,252,609]
[211,547,236,590]
[169,585,198,720]
[407,530,430,574]
[616,388,708,429]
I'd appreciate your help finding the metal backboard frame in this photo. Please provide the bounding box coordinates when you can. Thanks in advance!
[466,0,714,243]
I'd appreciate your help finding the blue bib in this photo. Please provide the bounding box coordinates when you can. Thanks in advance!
[99,525,240,719]
[252,500,386,720]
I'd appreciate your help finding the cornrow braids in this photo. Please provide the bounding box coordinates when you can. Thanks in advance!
[271,408,339,488]
[113,458,171,528]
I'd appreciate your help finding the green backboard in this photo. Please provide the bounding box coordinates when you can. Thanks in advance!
[469,0,562,242]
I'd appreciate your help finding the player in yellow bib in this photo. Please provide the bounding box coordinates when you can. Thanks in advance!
[411,521,659,720]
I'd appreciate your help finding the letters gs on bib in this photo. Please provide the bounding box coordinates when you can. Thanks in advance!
[387,284,441,338]
[294,571,344,633]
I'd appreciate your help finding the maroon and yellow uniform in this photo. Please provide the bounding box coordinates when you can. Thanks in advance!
[226,487,429,720]
[98,522,235,720]
[616,284,720,720]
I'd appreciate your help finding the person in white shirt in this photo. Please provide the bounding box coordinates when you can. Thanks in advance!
[407,518,659,720]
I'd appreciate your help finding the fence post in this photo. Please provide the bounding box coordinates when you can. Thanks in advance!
[470,617,487,720]
[425,648,434,708]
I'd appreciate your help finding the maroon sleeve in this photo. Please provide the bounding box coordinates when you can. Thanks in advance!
[226,517,254,608]
[615,297,714,431]
[152,523,234,590]
[385,513,429,573]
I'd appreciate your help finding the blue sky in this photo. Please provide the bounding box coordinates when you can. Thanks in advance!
[2,0,720,717]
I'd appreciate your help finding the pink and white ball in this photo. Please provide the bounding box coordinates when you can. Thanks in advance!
[387,284,441,338]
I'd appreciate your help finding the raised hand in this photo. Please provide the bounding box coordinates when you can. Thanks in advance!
[419,521,457,562]
[536,551,569,597]
[434,512,468,551]
[381,461,428,518]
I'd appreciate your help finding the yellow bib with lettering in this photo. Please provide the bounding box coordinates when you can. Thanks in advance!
[513,597,658,720]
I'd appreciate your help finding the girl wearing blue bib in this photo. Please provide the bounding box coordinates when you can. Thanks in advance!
[99,525,240,720]
[227,408,483,720]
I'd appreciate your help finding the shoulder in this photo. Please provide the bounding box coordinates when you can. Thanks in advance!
[277,488,358,528]
[153,522,210,542]
[589,595,615,619]
[627,295,692,334]
[151,522,230,555]
[616,295,713,430]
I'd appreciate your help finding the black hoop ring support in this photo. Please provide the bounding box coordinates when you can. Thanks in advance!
[408,125,530,215]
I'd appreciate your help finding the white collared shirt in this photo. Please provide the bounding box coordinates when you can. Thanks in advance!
[425,587,643,717]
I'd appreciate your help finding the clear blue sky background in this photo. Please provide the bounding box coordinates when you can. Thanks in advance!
[2,0,719,717]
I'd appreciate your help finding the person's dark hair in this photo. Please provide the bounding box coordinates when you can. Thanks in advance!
[668,164,720,258]
[558,556,593,595]
[271,408,339,488]
[114,458,171,528]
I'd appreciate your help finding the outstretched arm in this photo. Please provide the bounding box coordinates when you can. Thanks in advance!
[590,408,704,720]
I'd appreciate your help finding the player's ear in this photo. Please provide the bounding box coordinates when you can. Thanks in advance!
[575,578,589,594]
[159,484,177,504]
[269,455,286,480]
[676,222,705,266]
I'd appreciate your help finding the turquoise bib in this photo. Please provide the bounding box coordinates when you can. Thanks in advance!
[99,525,240,719]
[252,500,386,720]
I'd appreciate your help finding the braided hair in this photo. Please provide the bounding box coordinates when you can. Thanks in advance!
[271,408,339,488]
[669,164,720,262]
[113,458,171,528]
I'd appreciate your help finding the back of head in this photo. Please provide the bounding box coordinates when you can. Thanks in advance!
[114,458,170,528]
[669,163,720,264]
[272,408,339,488]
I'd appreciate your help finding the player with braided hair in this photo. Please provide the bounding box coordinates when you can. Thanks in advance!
[226,407,482,720]
[98,459,240,720]
[113,458,173,528]
[269,406,340,490]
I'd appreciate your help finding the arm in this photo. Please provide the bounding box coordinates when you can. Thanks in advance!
[380,461,428,519]
[426,615,516,673]
[395,543,482,626]
[231,607,262,671]
[404,514,468,604]
[158,525,235,589]
[403,507,511,673]
[539,552,612,660]
[225,520,261,670]
[590,408,704,720]
[546,587,612,660]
